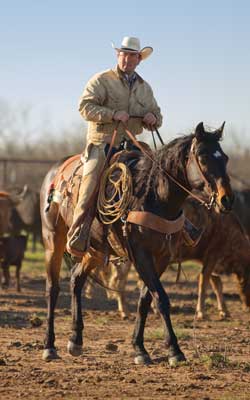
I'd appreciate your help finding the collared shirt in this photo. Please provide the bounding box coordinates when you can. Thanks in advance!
[123,72,137,88]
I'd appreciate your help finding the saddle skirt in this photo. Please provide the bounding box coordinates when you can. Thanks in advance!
[48,149,142,229]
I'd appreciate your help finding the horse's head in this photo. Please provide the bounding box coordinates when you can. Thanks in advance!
[186,121,234,213]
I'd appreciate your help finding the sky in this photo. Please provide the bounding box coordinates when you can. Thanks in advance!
[1,0,250,147]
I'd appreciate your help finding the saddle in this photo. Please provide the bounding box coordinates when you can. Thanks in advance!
[45,147,143,260]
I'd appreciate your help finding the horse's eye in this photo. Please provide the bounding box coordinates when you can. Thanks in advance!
[198,153,208,164]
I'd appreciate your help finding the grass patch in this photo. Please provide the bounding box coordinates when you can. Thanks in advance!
[201,352,231,369]
[166,260,201,282]
[95,316,109,325]
[171,261,201,274]
[175,328,191,341]
[146,328,164,340]
[146,327,191,341]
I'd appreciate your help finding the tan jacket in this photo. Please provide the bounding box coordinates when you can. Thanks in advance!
[79,66,163,146]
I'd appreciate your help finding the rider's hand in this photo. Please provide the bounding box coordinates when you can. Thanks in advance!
[113,111,130,123]
[143,112,157,128]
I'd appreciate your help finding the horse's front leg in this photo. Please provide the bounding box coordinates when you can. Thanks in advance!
[132,284,153,364]
[131,245,185,366]
[67,263,87,357]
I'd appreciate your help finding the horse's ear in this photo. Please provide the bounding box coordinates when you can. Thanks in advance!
[195,122,205,141]
[217,121,226,138]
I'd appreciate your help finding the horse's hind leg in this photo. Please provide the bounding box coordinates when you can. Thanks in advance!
[43,222,67,361]
[196,261,214,320]
[67,262,88,357]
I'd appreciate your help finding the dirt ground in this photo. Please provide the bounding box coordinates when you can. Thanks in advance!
[1,258,250,400]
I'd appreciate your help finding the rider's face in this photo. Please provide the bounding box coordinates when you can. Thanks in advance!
[117,51,141,74]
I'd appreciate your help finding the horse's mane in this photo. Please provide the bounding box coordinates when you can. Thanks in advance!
[131,130,221,207]
[130,134,193,206]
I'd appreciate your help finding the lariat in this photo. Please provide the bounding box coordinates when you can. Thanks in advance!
[97,162,133,224]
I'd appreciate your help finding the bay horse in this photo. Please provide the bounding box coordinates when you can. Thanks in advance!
[40,121,234,365]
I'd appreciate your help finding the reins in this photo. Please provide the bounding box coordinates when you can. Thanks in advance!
[122,123,214,209]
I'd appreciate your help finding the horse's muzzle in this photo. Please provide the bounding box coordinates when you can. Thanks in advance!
[219,193,234,213]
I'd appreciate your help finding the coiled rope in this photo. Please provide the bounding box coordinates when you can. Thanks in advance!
[97,162,133,224]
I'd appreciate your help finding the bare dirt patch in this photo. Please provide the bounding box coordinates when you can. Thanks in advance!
[1,262,250,399]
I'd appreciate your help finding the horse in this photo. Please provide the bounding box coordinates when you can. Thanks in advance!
[40,121,234,365]
[84,192,250,321]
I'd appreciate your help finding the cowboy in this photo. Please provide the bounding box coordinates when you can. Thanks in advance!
[66,36,163,258]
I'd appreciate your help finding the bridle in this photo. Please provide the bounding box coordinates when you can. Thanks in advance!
[186,138,218,210]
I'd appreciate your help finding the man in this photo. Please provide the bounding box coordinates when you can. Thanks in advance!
[66,36,163,258]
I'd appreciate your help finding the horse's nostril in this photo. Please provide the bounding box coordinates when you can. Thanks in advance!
[221,195,233,211]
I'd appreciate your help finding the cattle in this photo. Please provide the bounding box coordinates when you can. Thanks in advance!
[83,191,250,320]
[0,192,13,235]
[9,185,42,252]
[0,234,28,292]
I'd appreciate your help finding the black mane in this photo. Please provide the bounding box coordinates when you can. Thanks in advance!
[131,134,192,206]
[131,130,222,208]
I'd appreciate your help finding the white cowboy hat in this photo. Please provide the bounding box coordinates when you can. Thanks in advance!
[112,36,153,60]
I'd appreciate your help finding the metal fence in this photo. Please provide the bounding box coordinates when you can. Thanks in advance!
[0,158,57,191]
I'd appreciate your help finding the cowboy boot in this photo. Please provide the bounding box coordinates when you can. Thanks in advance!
[183,218,204,247]
[67,211,94,256]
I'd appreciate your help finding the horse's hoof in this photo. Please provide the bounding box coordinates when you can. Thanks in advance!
[134,353,152,365]
[219,310,228,319]
[168,352,186,367]
[42,348,59,361]
[67,341,83,357]
[196,311,205,320]
[121,312,129,320]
